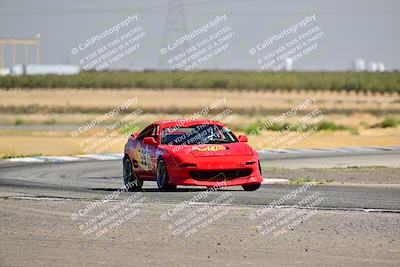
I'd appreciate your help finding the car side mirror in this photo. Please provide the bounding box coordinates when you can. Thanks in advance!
[130,132,139,140]
[238,135,248,142]
[143,137,157,146]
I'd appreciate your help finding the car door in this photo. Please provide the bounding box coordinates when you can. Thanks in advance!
[133,124,154,178]
[135,124,159,179]
[143,124,159,178]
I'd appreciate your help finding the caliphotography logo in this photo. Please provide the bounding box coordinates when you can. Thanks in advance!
[0,1,399,266]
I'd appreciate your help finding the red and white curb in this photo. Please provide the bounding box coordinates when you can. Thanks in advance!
[262,178,288,184]
[5,146,400,163]
[257,146,400,154]
[6,153,123,163]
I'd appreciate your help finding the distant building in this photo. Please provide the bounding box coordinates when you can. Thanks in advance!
[353,58,365,71]
[377,62,385,72]
[0,68,10,76]
[285,58,293,71]
[9,64,80,75]
[368,61,378,72]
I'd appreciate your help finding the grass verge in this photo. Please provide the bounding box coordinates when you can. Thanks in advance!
[0,153,43,159]
[245,120,358,135]
[288,177,333,185]
[371,117,400,128]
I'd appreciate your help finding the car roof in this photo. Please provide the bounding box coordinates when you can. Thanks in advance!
[153,119,224,128]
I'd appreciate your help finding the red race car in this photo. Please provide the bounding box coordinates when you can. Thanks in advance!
[123,119,263,191]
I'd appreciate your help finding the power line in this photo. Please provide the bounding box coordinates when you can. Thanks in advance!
[159,0,190,70]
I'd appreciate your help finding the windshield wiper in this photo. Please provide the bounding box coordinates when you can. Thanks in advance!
[205,139,230,144]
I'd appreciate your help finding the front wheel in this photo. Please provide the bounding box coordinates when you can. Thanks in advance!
[123,157,143,191]
[242,183,261,191]
[156,159,176,190]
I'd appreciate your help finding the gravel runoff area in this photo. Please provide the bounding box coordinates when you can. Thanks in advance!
[0,198,399,267]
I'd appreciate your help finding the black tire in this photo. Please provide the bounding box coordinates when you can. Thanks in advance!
[242,183,261,191]
[156,159,176,190]
[123,157,143,191]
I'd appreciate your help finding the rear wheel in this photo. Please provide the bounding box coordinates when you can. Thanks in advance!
[156,159,176,190]
[123,157,143,191]
[242,183,261,191]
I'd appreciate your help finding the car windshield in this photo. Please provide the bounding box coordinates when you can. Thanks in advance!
[161,124,238,145]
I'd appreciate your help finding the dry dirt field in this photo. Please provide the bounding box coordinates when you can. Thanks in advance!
[0,128,399,157]
[1,88,399,114]
[0,88,399,157]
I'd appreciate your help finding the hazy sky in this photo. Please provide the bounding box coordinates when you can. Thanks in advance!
[1,0,399,71]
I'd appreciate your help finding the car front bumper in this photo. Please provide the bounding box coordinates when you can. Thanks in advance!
[166,155,263,187]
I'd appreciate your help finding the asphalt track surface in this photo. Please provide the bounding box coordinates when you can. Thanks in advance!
[1,150,400,266]
[1,150,399,211]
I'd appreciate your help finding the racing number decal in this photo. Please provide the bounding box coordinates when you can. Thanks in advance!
[141,147,151,168]
[136,143,151,171]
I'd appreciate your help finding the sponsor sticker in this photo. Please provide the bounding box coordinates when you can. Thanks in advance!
[192,145,225,152]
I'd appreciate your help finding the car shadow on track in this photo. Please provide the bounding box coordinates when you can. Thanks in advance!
[90,187,240,192]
